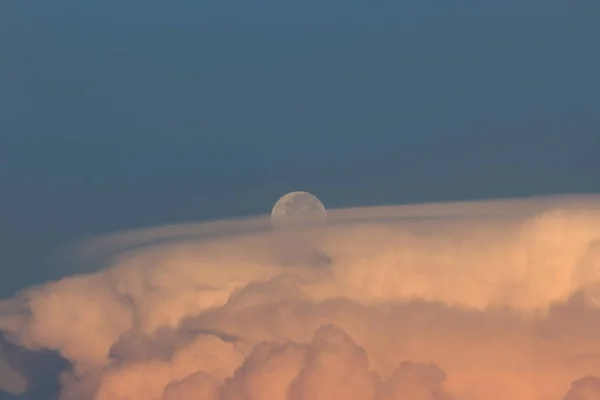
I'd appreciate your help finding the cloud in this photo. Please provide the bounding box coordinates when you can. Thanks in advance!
[378,362,452,400]
[287,325,379,400]
[1,195,600,399]
[163,372,219,400]
[564,376,600,400]
[0,340,29,395]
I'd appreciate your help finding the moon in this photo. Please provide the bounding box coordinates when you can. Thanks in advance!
[270,191,327,230]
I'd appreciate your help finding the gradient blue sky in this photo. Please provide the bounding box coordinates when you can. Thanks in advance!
[1,1,600,300]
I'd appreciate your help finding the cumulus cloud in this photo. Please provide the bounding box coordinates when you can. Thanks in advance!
[0,339,28,395]
[163,372,219,400]
[564,376,600,400]
[1,195,600,399]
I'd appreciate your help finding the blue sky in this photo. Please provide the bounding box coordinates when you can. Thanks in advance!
[1,1,599,300]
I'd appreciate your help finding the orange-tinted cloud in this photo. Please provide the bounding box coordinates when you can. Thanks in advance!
[1,195,600,399]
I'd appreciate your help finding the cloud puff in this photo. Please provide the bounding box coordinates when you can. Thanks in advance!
[0,340,29,395]
[564,376,600,400]
[1,195,600,399]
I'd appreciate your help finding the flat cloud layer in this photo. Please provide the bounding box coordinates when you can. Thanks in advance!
[2,195,600,399]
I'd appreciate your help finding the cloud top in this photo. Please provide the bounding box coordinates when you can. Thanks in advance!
[2,195,600,399]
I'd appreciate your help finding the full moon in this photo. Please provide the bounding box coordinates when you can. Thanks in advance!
[270,191,327,230]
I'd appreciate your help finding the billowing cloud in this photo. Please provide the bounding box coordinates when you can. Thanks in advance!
[564,376,600,400]
[0,340,28,395]
[1,195,600,399]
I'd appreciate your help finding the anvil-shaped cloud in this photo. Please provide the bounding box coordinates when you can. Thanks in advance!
[1,195,600,400]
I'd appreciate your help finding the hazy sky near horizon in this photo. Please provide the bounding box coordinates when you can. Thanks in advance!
[1,1,600,297]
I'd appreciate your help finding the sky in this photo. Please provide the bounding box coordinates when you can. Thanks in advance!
[1,2,600,295]
[1,3,600,399]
